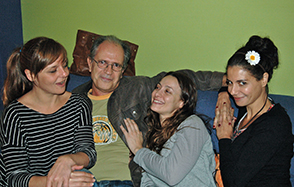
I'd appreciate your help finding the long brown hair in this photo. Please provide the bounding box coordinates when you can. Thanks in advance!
[145,71,198,154]
[2,37,67,107]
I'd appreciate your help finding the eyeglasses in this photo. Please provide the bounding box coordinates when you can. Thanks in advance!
[91,58,123,72]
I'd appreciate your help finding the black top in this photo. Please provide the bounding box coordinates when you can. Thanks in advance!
[219,103,294,187]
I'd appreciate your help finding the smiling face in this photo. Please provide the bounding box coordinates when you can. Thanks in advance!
[27,55,69,95]
[150,75,184,122]
[226,65,268,108]
[88,41,125,96]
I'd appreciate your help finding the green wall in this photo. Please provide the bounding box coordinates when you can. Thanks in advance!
[21,0,294,96]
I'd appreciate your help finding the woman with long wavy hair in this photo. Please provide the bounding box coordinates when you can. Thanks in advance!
[121,71,216,186]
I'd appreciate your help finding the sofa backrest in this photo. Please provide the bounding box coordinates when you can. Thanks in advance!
[66,74,92,92]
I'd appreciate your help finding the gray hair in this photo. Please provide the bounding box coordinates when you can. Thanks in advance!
[89,35,131,70]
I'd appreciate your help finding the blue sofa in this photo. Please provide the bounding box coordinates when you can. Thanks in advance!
[67,73,294,186]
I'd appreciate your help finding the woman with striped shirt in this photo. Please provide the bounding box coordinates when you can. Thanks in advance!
[0,37,96,187]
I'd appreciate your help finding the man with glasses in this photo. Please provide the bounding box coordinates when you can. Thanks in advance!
[73,35,133,186]
[73,35,225,186]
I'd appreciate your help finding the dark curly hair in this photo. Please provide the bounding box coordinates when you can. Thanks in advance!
[226,35,279,83]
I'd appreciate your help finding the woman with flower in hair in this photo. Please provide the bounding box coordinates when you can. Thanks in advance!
[214,35,294,187]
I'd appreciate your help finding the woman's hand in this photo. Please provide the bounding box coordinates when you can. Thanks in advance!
[213,92,232,127]
[46,155,74,187]
[46,159,95,187]
[214,99,236,140]
[69,165,95,187]
[120,118,143,155]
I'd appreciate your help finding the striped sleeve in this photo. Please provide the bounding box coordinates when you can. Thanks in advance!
[1,103,33,186]
[73,94,97,168]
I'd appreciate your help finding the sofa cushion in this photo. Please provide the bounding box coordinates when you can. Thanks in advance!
[66,74,91,92]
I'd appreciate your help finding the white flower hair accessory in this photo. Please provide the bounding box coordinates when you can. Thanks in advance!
[245,50,260,66]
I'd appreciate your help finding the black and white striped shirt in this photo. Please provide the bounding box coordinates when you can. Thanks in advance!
[0,93,96,187]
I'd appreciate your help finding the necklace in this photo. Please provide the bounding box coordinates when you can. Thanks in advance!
[238,96,268,130]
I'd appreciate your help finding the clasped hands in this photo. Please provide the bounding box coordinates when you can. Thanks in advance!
[45,155,95,187]
[213,92,236,140]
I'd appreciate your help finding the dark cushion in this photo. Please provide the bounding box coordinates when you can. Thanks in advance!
[66,74,91,92]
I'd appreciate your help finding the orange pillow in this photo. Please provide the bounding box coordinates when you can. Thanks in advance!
[215,153,224,187]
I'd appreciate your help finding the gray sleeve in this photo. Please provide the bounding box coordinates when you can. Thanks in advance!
[177,69,224,91]
[133,115,210,186]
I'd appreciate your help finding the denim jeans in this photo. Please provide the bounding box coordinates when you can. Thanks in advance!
[94,180,133,187]
[79,169,133,187]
